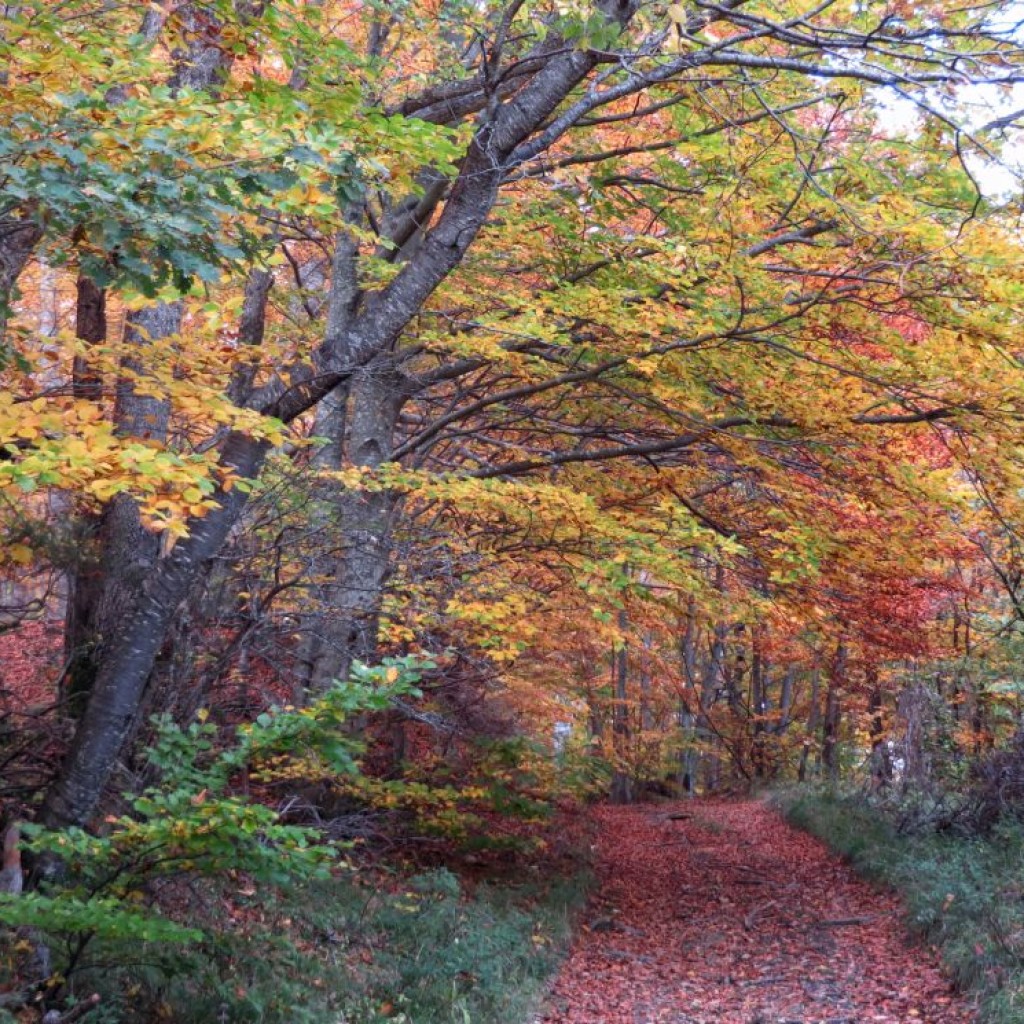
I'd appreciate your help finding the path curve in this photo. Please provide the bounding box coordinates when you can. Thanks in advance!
[541,800,974,1024]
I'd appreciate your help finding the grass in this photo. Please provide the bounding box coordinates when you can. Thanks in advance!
[775,787,1024,1024]
[32,859,591,1024]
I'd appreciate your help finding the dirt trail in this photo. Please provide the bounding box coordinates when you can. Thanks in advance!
[540,800,974,1024]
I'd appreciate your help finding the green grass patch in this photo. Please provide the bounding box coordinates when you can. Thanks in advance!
[44,862,591,1024]
[776,788,1024,1024]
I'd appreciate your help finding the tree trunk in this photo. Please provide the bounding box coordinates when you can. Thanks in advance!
[776,667,795,736]
[750,635,767,779]
[610,610,632,804]
[821,644,845,783]
[62,301,177,710]
[702,619,727,791]
[300,360,405,694]
[798,669,820,783]
[868,669,892,790]
[0,214,42,343]
[41,430,272,828]
[59,0,236,714]
[678,599,698,796]
[62,277,107,708]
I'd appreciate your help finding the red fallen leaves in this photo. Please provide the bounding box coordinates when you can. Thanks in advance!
[0,618,61,710]
[541,800,974,1024]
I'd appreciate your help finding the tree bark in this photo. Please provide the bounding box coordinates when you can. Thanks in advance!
[62,301,177,710]
[301,360,406,694]
[41,430,271,827]
[868,669,892,790]
[60,0,240,714]
[610,610,632,804]
[0,214,42,344]
[750,633,767,779]
[678,597,699,795]
[798,669,820,783]
[821,644,845,783]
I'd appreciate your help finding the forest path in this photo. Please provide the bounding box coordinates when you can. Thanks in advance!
[539,799,973,1024]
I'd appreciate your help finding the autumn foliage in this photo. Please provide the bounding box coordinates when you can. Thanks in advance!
[2,0,1024,1019]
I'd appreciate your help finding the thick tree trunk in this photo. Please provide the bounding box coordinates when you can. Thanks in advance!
[60,0,231,713]
[62,277,108,707]
[41,431,271,828]
[63,301,177,709]
[300,361,405,694]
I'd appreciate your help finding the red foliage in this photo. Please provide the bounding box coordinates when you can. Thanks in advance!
[541,801,972,1024]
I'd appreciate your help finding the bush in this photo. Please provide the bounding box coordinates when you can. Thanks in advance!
[0,660,426,1018]
[0,655,591,1023]
[73,860,591,1024]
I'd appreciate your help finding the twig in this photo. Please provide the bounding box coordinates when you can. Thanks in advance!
[744,899,778,930]
[811,915,879,928]
[42,994,101,1024]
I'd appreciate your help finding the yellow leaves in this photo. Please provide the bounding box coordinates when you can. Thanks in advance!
[626,356,657,378]
[86,479,124,503]
[13,417,40,441]
[9,544,32,565]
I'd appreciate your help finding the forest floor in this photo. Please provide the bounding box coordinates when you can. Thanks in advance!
[538,799,974,1024]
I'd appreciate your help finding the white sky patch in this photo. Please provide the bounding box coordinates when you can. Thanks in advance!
[873,83,1024,200]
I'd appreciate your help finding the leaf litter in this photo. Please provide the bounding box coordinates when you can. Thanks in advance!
[539,800,973,1024]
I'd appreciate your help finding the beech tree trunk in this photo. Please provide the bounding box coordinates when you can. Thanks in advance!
[0,215,42,343]
[798,669,821,783]
[868,670,892,789]
[301,361,406,693]
[41,431,272,827]
[750,635,767,779]
[678,599,699,795]
[822,645,845,782]
[702,620,727,791]
[61,0,234,714]
[63,303,177,710]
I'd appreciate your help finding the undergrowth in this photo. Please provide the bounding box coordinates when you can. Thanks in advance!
[0,661,593,1024]
[10,864,590,1024]
[777,788,1024,1024]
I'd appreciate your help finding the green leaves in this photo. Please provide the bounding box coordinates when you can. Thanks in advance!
[0,2,463,300]
[4,659,431,956]
[0,892,202,945]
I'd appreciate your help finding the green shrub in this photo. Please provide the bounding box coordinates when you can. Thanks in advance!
[71,861,591,1024]
[1,655,590,1023]
[0,659,427,1017]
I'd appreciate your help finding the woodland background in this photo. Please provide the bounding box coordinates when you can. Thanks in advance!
[3,0,1024,1020]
